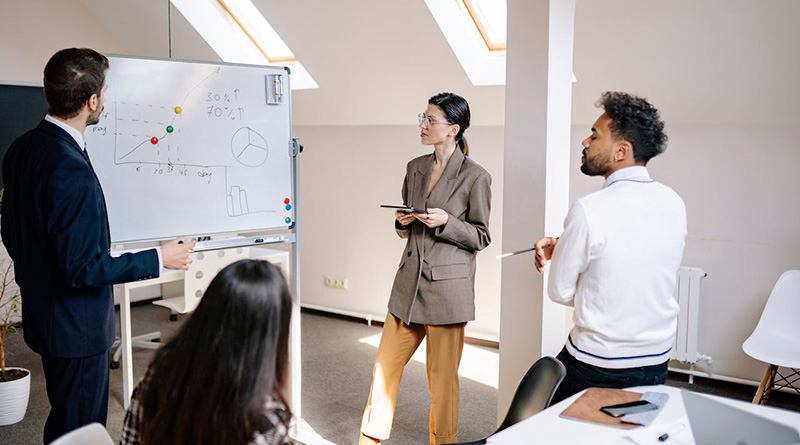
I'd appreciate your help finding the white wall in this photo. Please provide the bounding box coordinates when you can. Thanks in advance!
[294,125,504,340]
[568,122,800,381]
[0,0,129,83]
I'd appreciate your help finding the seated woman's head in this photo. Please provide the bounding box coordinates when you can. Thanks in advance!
[138,259,292,445]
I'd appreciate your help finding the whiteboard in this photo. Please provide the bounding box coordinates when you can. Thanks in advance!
[85,56,294,243]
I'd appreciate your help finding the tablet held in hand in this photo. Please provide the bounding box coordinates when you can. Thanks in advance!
[380,204,427,213]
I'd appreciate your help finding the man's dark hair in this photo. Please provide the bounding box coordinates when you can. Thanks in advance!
[43,48,109,119]
[597,92,667,164]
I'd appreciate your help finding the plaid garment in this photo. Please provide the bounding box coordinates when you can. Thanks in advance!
[120,380,293,445]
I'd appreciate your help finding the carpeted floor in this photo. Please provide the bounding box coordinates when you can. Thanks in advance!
[0,303,797,444]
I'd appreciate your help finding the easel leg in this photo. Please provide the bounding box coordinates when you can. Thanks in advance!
[120,285,134,409]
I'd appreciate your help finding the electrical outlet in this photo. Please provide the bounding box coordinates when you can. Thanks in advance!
[324,276,348,290]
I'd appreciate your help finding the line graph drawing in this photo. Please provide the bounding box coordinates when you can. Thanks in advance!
[99,66,275,218]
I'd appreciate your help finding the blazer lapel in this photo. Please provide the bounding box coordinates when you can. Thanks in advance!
[410,153,434,211]
[426,148,464,209]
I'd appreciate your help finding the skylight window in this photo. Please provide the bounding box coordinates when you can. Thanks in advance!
[424,0,506,86]
[170,0,317,90]
[463,0,507,52]
[426,0,575,86]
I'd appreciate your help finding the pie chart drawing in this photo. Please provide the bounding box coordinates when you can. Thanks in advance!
[231,127,269,167]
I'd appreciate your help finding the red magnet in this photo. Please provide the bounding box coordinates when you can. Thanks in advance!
[151,137,158,144]
[284,198,290,204]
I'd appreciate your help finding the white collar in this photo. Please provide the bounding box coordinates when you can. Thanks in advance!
[45,115,85,151]
[603,166,653,188]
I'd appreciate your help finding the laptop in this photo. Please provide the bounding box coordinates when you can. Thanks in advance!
[682,390,800,445]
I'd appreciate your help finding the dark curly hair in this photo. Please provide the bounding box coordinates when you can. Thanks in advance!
[597,92,667,164]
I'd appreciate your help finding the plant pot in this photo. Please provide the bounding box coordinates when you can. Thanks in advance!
[0,367,30,425]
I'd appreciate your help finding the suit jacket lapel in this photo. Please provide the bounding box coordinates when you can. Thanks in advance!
[38,120,90,164]
[427,148,464,209]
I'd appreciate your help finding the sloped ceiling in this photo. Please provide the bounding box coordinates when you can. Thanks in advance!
[74,0,800,127]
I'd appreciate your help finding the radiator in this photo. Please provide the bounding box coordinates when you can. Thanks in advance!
[670,266,711,366]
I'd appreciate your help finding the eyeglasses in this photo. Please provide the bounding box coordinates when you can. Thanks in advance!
[418,113,453,129]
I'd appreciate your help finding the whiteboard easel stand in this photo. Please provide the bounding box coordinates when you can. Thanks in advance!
[289,137,302,422]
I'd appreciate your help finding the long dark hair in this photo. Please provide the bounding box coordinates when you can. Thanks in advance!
[138,260,292,445]
[429,92,471,156]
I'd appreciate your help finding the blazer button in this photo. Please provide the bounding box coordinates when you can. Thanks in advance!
[407,251,412,257]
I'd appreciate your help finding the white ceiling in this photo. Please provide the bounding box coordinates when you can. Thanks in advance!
[73,0,800,127]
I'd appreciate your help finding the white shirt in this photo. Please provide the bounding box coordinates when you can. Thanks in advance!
[548,166,687,368]
[45,115,164,271]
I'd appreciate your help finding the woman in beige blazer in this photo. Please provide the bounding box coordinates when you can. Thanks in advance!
[360,92,491,445]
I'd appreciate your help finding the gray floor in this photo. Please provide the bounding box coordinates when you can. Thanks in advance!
[1,303,798,444]
[0,303,498,444]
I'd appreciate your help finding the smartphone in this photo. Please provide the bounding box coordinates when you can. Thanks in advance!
[600,400,659,417]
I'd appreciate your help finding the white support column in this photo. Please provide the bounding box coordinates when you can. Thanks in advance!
[499,0,575,420]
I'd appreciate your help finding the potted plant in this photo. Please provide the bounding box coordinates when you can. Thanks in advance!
[0,260,29,426]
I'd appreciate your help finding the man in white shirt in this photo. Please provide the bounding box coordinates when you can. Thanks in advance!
[534,92,687,403]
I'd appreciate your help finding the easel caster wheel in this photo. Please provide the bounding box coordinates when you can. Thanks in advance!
[170,314,178,321]
[110,361,120,370]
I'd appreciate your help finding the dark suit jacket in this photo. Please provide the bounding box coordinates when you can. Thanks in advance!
[388,148,491,325]
[1,120,158,358]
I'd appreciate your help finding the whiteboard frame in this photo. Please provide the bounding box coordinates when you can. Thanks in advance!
[97,54,296,245]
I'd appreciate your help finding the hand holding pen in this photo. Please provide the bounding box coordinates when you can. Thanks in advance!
[495,237,557,274]
[534,237,559,274]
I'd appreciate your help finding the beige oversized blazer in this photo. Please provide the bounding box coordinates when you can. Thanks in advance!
[387,148,491,325]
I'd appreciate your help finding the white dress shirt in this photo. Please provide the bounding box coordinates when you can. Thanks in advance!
[548,166,687,368]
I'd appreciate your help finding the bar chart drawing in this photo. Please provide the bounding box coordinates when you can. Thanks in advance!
[227,186,250,216]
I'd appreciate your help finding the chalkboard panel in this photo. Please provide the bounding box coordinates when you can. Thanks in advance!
[85,56,295,243]
[0,84,49,192]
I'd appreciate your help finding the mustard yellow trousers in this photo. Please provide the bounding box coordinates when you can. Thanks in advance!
[360,313,466,444]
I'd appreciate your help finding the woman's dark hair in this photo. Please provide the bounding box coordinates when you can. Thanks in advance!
[138,259,293,445]
[597,91,667,164]
[43,48,109,119]
[429,92,471,156]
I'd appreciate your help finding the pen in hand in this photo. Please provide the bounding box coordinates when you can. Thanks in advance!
[496,245,551,259]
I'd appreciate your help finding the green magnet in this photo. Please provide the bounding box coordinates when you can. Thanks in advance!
[166,125,174,133]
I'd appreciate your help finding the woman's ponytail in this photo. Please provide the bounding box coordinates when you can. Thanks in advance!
[429,92,471,157]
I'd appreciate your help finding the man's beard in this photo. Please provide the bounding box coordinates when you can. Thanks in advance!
[86,106,103,126]
[580,153,611,177]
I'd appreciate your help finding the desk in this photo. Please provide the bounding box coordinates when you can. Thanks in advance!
[115,247,290,409]
[486,385,800,444]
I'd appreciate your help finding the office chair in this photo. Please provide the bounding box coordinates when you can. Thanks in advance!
[50,423,114,445]
[742,270,800,405]
[454,356,566,445]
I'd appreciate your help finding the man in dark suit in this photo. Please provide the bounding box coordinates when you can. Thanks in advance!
[1,48,194,443]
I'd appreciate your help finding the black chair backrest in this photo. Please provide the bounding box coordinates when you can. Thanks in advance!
[496,356,567,433]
